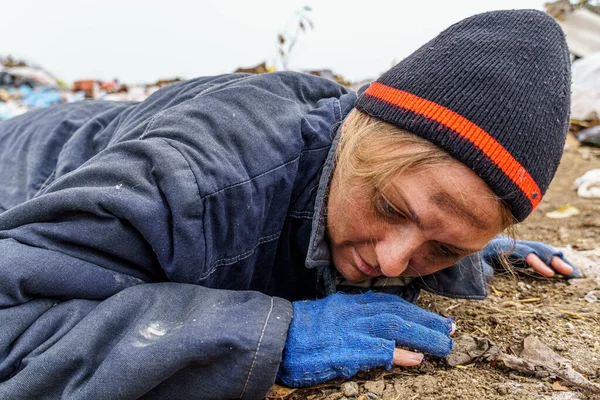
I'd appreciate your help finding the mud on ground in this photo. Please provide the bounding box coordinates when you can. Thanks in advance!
[271,135,600,400]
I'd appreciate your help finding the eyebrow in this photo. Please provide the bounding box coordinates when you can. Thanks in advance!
[429,192,490,230]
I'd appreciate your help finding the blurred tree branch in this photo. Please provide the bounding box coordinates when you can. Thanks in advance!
[276,6,313,71]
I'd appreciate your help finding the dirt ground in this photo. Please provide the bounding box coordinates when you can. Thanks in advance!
[269,135,600,400]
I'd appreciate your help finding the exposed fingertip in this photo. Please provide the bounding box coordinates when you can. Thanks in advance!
[394,349,423,366]
[562,265,574,274]
[544,269,555,277]
[450,322,457,336]
[408,352,424,363]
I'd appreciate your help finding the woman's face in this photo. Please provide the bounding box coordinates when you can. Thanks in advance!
[327,146,506,282]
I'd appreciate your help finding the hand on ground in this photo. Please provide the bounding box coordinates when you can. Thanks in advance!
[525,253,574,278]
[393,321,456,366]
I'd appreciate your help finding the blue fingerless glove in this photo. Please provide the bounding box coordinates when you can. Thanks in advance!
[482,237,582,278]
[277,291,454,387]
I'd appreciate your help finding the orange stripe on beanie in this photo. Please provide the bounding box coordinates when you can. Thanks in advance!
[364,82,542,209]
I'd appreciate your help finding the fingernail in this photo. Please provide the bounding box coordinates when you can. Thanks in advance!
[409,353,424,363]
[451,322,457,335]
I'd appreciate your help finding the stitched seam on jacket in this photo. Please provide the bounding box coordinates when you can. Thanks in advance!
[202,158,300,198]
[336,98,342,122]
[240,297,274,398]
[138,83,218,140]
[157,138,207,279]
[201,144,332,200]
[288,210,313,219]
[139,109,165,140]
[198,232,281,281]
[33,169,56,198]
[158,139,203,202]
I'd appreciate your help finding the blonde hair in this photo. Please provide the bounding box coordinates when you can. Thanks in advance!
[334,108,517,232]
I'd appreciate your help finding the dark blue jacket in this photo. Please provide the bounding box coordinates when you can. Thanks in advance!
[0,72,490,399]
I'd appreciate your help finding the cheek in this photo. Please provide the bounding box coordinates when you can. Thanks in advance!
[330,201,382,240]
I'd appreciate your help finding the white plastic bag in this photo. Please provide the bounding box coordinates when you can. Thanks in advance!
[571,53,600,120]
[574,168,600,198]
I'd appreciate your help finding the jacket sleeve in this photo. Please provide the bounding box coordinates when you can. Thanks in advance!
[0,127,293,398]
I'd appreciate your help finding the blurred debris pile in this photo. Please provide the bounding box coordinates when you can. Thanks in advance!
[546,0,600,57]
[1,53,360,123]
[235,62,272,74]
[0,7,362,122]
[567,52,600,148]
[0,55,180,122]
[547,1,600,148]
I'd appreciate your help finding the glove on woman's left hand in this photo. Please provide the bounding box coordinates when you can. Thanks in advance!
[482,237,582,279]
[277,291,453,387]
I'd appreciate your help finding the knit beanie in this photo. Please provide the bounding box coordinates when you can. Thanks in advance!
[355,9,571,222]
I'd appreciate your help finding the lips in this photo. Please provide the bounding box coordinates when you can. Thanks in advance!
[353,248,381,277]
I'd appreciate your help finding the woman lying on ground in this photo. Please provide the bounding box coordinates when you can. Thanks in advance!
[0,9,581,399]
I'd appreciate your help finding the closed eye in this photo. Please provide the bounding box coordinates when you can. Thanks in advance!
[434,243,461,259]
[375,195,406,220]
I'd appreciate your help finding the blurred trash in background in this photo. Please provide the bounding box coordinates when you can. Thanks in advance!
[72,80,100,99]
[570,53,600,122]
[235,62,271,74]
[576,125,600,147]
[547,1,600,148]
[0,55,175,121]
[574,169,600,198]
[0,5,365,122]
[546,0,600,57]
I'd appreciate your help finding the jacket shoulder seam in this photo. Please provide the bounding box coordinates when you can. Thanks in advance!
[202,157,300,199]
[202,143,331,199]
[197,232,281,282]
[137,83,221,140]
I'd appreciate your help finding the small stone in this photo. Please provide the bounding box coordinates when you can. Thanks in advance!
[365,393,378,400]
[325,393,344,400]
[548,392,582,400]
[446,333,492,366]
[584,290,598,303]
[363,381,385,396]
[554,342,568,351]
[341,382,359,397]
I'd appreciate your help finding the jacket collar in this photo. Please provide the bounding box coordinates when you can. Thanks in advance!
[304,90,357,271]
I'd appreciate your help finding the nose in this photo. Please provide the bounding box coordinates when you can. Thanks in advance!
[375,229,423,277]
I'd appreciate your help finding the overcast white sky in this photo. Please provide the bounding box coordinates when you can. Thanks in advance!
[1,0,546,83]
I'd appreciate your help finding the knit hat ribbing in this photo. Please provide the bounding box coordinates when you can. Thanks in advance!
[355,9,571,222]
